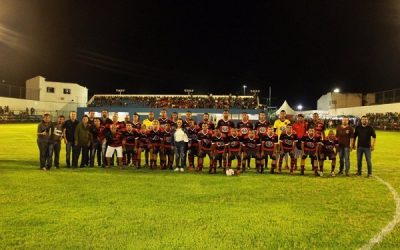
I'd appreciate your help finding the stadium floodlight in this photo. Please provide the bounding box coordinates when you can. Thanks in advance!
[184,89,194,95]
[250,89,260,95]
[297,104,303,111]
[115,89,125,96]
[333,88,340,93]
[243,85,247,96]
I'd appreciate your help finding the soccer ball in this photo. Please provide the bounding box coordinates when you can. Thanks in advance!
[226,169,235,176]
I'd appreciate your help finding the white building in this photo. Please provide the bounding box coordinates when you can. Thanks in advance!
[317,92,375,110]
[26,76,87,106]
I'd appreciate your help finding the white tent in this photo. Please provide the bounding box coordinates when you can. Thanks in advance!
[275,100,297,115]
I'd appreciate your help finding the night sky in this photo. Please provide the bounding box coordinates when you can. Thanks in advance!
[1,0,400,109]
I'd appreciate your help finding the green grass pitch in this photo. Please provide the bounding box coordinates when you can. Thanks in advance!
[0,124,399,249]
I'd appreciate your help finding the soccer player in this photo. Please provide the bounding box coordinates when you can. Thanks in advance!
[292,114,307,170]
[187,120,200,171]
[211,129,227,173]
[142,111,156,167]
[158,109,171,130]
[274,110,291,170]
[100,110,113,126]
[88,110,96,126]
[197,123,213,172]
[241,129,262,173]
[301,127,321,175]
[74,115,92,168]
[161,123,174,170]
[170,111,179,130]
[143,111,155,130]
[37,113,53,171]
[63,111,79,168]
[90,118,106,167]
[318,130,339,177]
[260,126,278,173]
[217,109,235,136]
[336,116,354,176]
[278,124,297,174]
[136,124,149,168]
[105,124,124,168]
[183,110,197,129]
[122,122,139,167]
[237,112,253,136]
[50,115,65,169]
[131,113,141,130]
[308,113,326,139]
[148,120,164,169]
[227,128,242,172]
[254,111,269,136]
[198,112,215,130]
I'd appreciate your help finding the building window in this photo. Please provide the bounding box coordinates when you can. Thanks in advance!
[46,87,55,93]
[63,88,71,94]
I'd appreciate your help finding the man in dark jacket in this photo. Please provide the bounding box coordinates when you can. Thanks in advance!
[74,115,92,168]
[49,115,65,169]
[37,113,53,170]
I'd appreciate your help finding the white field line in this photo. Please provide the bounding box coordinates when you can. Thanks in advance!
[359,176,400,250]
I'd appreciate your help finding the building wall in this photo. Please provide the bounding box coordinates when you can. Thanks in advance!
[318,92,363,110]
[0,96,81,117]
[25,76,88,107]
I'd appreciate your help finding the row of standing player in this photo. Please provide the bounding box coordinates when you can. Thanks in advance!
[88,109,335,176]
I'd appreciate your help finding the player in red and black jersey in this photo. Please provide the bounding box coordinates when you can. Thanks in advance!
[122,123,139,167]
[100,110,113,127]
[111,113,125,130]
[182,111,197,129]
[241,130,261,172]
[198,112,215,130]
[136,124,149,168]
[254,111,269,136]
[308,113,326,139]
[170,112,178,130]
[187,120,200,170]
[211,129,227,173]
[158,109,172,130]
[301,127,321,175]
[196,123,213,171]
[237,112,254,136]
[260,126,278,173]
[318,130,339,177]
[148,120,164,169]
[131,113,142,130]
[278,124,297,174]
[161,123,174,170]
[105,124,124,168]
[217,109,235,136]
[227,128,242,171]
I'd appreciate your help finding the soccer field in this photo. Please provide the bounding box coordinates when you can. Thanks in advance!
[0,124,399,249]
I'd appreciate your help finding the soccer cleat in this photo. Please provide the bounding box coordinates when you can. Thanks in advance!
[319,171,323,177]
[300,170,304,175]
[331,171,335,177]
[174,168,180,172]
[367,174,372,178]
[180,168,184,172]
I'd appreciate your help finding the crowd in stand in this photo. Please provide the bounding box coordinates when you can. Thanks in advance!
[36,109,376,178]
[88,95,259,109]
[365,112,399,130]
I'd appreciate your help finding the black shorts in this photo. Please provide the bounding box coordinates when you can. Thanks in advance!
[151,145,161,154]
[263,150,276,160]
[213,153,224,160]
[319,151,336,160]
[229,151,241,160]
[198,149,212,158]
[188,145,199,156]
[243,149,259,159]
[302,151,317,160]
[281,149,294,158]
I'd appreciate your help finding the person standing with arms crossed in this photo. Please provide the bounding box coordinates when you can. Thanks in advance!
[353,116,376,177]
[63,111,79,168]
